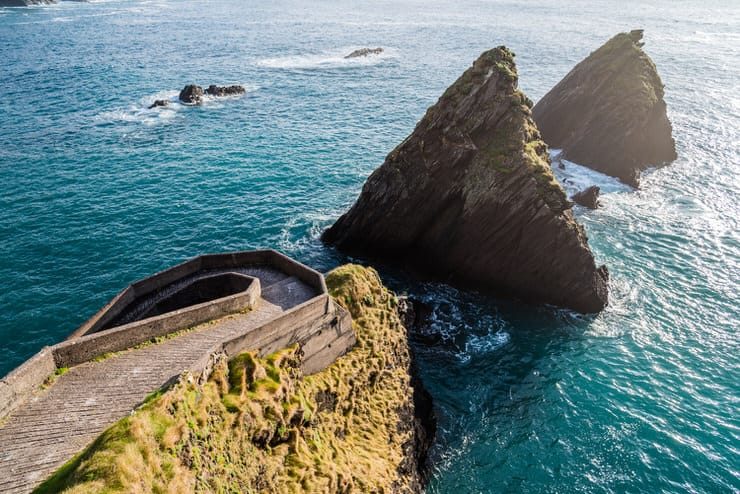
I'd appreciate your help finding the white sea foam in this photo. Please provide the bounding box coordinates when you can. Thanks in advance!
[257,47,394,70]
[550,150,630,198]
[95,85,257,127]
[462,330,511,359]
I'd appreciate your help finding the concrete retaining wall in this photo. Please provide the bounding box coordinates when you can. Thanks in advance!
[191,298,355,377]
[0,348,56,420]
[53,277,260,368]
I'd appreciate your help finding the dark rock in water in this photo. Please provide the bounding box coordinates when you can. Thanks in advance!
[344,47,383,59]
[148,99,169,109]
[533,30,677,187]
[0,0,55,5]
[179,84,204,104]
[397,296,433,333]
[572,186,601,209]
[204,85,246,97]
[323,47,609,313]
[397,296,440,346]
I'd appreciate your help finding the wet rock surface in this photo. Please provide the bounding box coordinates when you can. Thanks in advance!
[344,47,383,58]
[533,30,677,187]
[205,84,246,97]
[179,84,204,104]
[178,84,246,104]
[324,47,609,313]
[148,99,169,109]
[572,186,601,209]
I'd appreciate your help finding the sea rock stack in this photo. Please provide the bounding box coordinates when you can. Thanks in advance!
[533,30,677,187]
[344,47,383,58]
[324,47,609,313]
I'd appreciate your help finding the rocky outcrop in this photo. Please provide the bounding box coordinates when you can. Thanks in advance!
[147,99,169,109]
[572,186,600,209]
[345,47,383,58]
[323,47,608,313]
[36,265,435,493]
[205,84,246,97]
[178,84,246,104]
[178,84,204,104]
[533,30,676,187]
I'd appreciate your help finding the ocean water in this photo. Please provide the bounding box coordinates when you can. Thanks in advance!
[1,0,738,492]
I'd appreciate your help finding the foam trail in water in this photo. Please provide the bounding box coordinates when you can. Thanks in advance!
[95,85,257,126]
[257,47,394,70]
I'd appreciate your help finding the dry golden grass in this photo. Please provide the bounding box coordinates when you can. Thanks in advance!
[35,264,418,494]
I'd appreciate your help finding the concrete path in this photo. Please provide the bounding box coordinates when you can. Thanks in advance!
[0,269,317,494]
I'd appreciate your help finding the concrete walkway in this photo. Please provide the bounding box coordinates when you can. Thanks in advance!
[0,269,317,494]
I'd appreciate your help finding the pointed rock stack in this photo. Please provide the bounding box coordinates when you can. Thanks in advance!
[324,47,608,313]
[533,30,677,187]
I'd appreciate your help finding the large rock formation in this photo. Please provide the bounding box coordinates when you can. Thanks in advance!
[533,30,677,187]
[324,47,609,313]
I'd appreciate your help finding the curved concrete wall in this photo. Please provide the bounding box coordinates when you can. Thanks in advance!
[0,250,354,422]
[53,276,260,368]
[71,249,328,338]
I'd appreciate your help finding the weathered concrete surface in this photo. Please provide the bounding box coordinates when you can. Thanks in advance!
[0,267,354,494]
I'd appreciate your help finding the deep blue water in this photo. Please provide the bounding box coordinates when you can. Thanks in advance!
[1,1,738,492]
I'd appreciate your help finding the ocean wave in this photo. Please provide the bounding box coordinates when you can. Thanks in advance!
[257,47,394,70]
[550,150,630,198]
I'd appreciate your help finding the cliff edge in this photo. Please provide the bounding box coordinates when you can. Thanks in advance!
[324,47,608,313]
[34,265,434,494]
[532,30,677,187]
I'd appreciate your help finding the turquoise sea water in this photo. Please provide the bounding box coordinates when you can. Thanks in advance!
[1,0,738,492]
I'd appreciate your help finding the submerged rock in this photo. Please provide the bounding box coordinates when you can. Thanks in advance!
[533,30,677,187]
[344,47,383,58]
[324,47,609,313]
[204,84,246,97]
[148,99,169,109]
[178,84,204,104]
[572,186,601,209]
